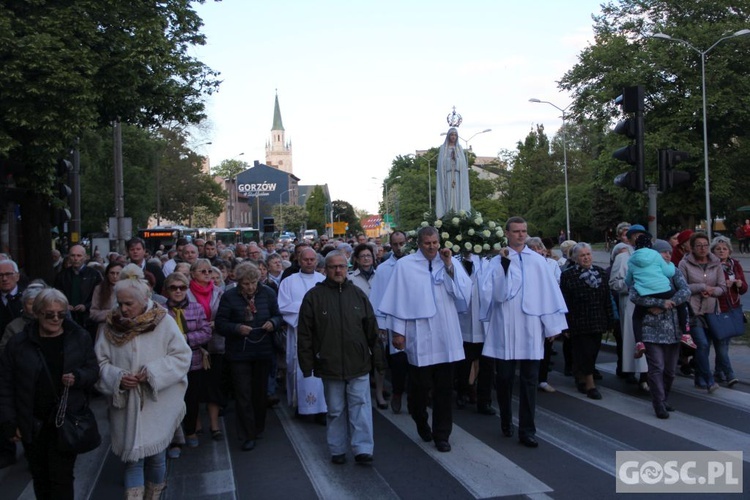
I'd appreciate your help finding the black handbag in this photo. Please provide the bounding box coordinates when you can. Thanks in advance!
[705,306,745,341]
[37,349,101,454]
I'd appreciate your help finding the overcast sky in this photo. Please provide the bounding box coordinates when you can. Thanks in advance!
[191,0,604,213]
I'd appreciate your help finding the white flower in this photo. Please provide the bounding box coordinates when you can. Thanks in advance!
[482,230,491,238]
[474,217,483,225]
[488,221,497,229]
[458,210,467,217]
[445,240,453,249]
[493,242,502,251]
[473,245,483,254]
[468,228,475,236]
[452,217,460,226]
[452,245,460,253]
[464,242,472,250]
[483,243,490,251]
[407,230,416,237]
[420,221,429,227]
[455,234,462,241]
[435,219,443,228]
[441,232,450,240]
[496,228,504,237]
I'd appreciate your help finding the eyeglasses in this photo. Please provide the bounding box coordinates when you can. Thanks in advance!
[195,269,212,274]
[167,285,188,292]
[694,244,709,249]
[42,311,65,320]
[358,254,373,259]
[0,272,17,279]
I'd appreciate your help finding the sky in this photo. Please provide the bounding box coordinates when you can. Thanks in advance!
[191,0,605,214]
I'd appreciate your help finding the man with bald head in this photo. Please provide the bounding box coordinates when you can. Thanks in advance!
[54,244,102,329]
[278,247,327,420]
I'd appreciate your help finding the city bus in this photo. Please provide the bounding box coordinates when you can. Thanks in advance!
[137,226,198,253]
[197,228,238,246]
[232,227,261,244]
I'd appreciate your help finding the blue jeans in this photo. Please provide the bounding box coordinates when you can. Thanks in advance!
[322,374,373,456]
[712,337,735,380]
[123,449,167,488]
[690,321,714,387]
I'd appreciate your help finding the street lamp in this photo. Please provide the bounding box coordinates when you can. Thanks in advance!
[440,128,492,151]
[652,29,750,240]
[406,153,438,212]
[529,98,572,239]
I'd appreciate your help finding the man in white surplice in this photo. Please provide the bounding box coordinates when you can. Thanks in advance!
[379,227,471,453]
[278,247,327,417]
[480,217,567,448]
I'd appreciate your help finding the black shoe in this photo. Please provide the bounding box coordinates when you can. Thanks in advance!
[663,402,675,412]
[586,388,602,400]
[655,405,670,419]
[391,393,402,414]
[477,403,496,416]
[355,453,373,464]
[501,423,514,438]
[314,413,327,426]
[435,440,451,452]
[593,370,602,380]
[377,402,388,410]
[519,436,539,448]
[331,454,346,465]
[241,440,256,451]
[417,424,433,442]
[456,396,467,410]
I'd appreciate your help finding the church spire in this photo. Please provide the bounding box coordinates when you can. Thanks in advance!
[272,91,285,131]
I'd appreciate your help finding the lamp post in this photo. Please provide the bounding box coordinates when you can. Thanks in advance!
[652,29,750,240]
[384,175,401,232]
[529,98,572,239]
[406,153,438,212]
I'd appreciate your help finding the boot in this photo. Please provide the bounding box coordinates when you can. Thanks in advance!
[145,481,167,500]
[124,486,144,500]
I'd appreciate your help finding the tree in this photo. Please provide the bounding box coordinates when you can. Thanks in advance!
[331,200,363,235]
[559,0,750,231]
[272,204,308,234]
[305,185,327,233]
[0,0,219,281]
[212,159,250,179]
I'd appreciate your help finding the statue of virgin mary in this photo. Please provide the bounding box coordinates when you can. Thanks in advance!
[435,127,470,218]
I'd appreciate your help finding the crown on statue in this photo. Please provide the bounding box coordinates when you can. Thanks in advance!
[446,106,463,128]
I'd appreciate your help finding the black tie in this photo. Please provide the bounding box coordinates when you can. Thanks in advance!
[428,259,433,273]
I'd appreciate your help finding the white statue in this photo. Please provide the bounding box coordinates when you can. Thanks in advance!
[435,127,471,218]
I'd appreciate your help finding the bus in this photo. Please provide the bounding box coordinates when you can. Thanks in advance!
[137,226,198,253]
[232,227,261,244]
[197,228,238,246]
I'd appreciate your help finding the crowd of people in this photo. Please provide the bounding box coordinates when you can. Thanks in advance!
[0,220,745,497]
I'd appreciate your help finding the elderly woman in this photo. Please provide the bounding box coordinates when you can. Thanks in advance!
[560,242,614,400]
[215,263,282,452]
[710,236,746,387]
[678,233,726,393]
[0,288,98,500]
[630,239,691,418]
[163,272,212,457]
[187,259,224,438]
[89,261,125,327]
[95,265,191,499]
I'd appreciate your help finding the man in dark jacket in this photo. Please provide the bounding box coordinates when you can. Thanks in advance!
[53,245,101,329]
[298,251,384,465]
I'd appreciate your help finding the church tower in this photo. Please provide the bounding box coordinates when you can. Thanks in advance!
[265,92,293,174]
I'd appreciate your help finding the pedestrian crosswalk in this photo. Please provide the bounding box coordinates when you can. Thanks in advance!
[2,351,748,499]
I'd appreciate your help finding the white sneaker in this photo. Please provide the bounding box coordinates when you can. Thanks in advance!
[538,382,556,393]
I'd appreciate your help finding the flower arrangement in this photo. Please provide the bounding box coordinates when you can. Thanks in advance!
[406,210,506,256]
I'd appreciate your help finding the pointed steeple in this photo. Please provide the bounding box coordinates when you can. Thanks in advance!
[272,91,285,131]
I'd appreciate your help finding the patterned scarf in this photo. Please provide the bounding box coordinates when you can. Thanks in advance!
[103,302,166,347]
[577,264,602,288]
[189,279,214,321]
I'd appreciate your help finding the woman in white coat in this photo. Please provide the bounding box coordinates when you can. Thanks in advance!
[96,265,191,499]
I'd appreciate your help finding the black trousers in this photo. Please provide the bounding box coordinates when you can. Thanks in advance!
[407,362,454,441]
[23,423,76,500]
[387,351,409,395]
[183,369,207,435]
[495,359,539,439]
[538,340,554,384]
[456,342,493,406]
[229,358,270,440]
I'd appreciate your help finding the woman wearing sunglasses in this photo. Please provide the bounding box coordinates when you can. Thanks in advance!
[0,288,98,500]
[163,273,212,458]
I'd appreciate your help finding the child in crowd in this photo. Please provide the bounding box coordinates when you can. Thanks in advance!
[626,233,695,358]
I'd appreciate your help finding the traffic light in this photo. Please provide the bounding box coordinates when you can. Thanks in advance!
[263,216,275,234]
[658,149,691,192]
[53,158,73,229]
[613,86,645,192]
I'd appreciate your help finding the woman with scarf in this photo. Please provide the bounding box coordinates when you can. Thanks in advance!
[560,242,614,400]
[349,243,388,409]
[95,264,191,499]
[215,263,282,451]
[163,273,212,458]
[710,236,746,387]
[435,127,470,218]
[186,259,225,439]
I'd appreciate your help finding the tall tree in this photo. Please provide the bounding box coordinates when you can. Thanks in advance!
[212,159,250,179]
[0,0,219,281]
[305,185,327,233]
[331,200,363,235]
[272,204,308,234]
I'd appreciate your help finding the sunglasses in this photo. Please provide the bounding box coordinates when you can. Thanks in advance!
[43,311,66,320]
[168,285,188,292]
